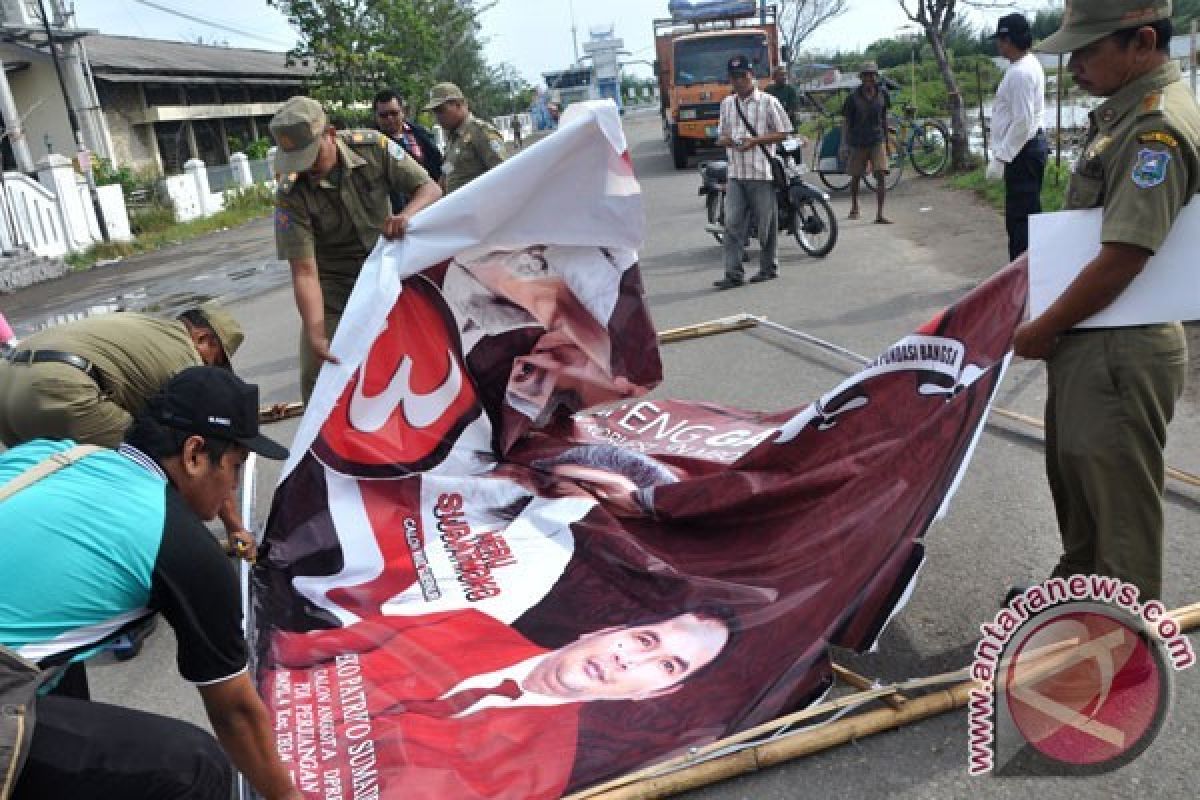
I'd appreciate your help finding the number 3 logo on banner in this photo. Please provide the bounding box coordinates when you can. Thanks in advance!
[314,276,483,477]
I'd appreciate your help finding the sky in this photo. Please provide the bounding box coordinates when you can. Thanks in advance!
[76,0,1021,84]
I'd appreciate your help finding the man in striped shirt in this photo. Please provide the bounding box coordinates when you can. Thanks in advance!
[714,54,793,289]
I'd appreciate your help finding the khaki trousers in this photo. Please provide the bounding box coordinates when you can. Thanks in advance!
[1045,324,1187,600]
[0,360,129,448]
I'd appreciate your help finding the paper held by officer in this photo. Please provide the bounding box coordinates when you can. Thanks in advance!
[1028,203,1200,326]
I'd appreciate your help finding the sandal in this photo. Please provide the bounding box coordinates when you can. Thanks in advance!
[848,210,860,220]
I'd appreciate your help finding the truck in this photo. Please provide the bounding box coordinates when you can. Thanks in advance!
[654,1,786,169]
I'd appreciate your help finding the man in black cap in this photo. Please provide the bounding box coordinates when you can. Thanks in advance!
[0,367,301,800]
[987,12,1048,260]
[714,54,793,289]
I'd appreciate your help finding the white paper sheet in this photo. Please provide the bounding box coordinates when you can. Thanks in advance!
[1028,202,1200,326]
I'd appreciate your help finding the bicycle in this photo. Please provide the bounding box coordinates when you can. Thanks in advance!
[811,104,950,192]
[866,105,951,190]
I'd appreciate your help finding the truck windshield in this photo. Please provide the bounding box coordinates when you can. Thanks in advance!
[675,35,769,86]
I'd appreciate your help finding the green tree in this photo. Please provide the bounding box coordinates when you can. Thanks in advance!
[1174,0,1200,26]
[269,0,484,113]
[1030,7,1064,41]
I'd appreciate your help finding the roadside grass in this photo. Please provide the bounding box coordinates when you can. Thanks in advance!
[948,162,1071,213]
[66,186,274,271]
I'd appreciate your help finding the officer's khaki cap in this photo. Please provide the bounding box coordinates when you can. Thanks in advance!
[424,82,465,111]
[269,96,328,175]
[1037,0,1172,54]
[196,301,244,366]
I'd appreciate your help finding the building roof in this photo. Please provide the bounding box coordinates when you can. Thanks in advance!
[83,33,312,84]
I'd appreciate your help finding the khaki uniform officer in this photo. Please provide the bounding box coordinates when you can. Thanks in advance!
[0,302,241,448]
[1015,0,1199,601]
[271,96,442,401]
[425,82,507,194]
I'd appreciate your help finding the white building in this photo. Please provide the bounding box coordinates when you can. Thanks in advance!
[0,0,311,175]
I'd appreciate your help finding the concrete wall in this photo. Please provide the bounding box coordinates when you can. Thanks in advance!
[0,45,77,165]
[96,81,161,175]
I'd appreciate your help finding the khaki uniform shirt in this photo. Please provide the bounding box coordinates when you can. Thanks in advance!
[274,130,432,314]
[443,114,507,194]
[1067,62,1200,254]
[16,313,201,413]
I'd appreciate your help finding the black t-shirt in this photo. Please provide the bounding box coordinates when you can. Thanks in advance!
[152,488,248,684]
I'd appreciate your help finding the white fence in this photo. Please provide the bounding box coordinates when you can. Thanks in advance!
[0,173,65,256]
[0,155,133,258]
[161,152,274,224]
[491,113,534,144]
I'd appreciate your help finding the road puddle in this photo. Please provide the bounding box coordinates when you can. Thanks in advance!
[9,259,288,337]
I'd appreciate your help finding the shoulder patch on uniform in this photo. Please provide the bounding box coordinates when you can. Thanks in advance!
[1138,130,1178,149]
[345,130,381,146]
[1139,91,1165,115]
[1086,135,1115,161]
[1132,148,1171,189]
[489,139,504,154]
[274,207,293,232]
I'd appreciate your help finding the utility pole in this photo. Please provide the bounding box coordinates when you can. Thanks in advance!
[569,0,580,65]
[37,0,108,242]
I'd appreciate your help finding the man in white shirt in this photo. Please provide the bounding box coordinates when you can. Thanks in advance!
[714,54,793,289]
[987,13,1048,260]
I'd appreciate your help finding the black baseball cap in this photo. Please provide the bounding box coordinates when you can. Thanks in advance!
[727,55,753,74]
[150,366,289,460]
[990,12,1032,39]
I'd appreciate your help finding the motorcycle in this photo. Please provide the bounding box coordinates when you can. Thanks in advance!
[698,137,838,259]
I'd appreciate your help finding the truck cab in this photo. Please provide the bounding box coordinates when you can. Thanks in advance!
[655,3,781,169]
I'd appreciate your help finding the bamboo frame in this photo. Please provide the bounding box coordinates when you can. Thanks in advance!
[251,313,1198,798]
[570,603,1200,800]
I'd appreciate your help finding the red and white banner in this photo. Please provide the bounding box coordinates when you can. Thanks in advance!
[252,102,1028,799]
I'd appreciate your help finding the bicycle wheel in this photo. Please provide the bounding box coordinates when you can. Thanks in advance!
[819,171,852,191]
[910,119,950,176]
[793,195,838,258]
[705,191,724,244]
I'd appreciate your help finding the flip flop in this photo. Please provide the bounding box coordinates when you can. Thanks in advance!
[874,217,893,225]
[848,211,860,220]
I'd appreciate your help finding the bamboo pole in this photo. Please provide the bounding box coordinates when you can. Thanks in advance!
[656,314,758,344]
[588,684,974,800]
[1055,54,1063,177]
[743,316,1200,494]
[259,401,304,425]
[976,61,988,160]
[990,406,1200,491]
[1191,21,1197,97]
[572,604,1200,800]
[832,663,905,710]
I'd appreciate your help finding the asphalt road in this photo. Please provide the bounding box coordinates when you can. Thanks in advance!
[11,108,1198,799]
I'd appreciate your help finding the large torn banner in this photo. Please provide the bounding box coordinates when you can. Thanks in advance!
[252,101,1027,799]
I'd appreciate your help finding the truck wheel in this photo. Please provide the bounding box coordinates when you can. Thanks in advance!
[671,133,689,169]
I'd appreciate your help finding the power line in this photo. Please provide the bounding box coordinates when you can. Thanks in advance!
[131,0,293,48]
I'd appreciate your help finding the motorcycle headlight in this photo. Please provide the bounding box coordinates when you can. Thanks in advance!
[679,109,698,120]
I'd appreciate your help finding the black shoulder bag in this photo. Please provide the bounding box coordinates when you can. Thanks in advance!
[734,98,788,189]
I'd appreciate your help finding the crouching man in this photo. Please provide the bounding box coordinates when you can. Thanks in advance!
[0,367,300,800]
